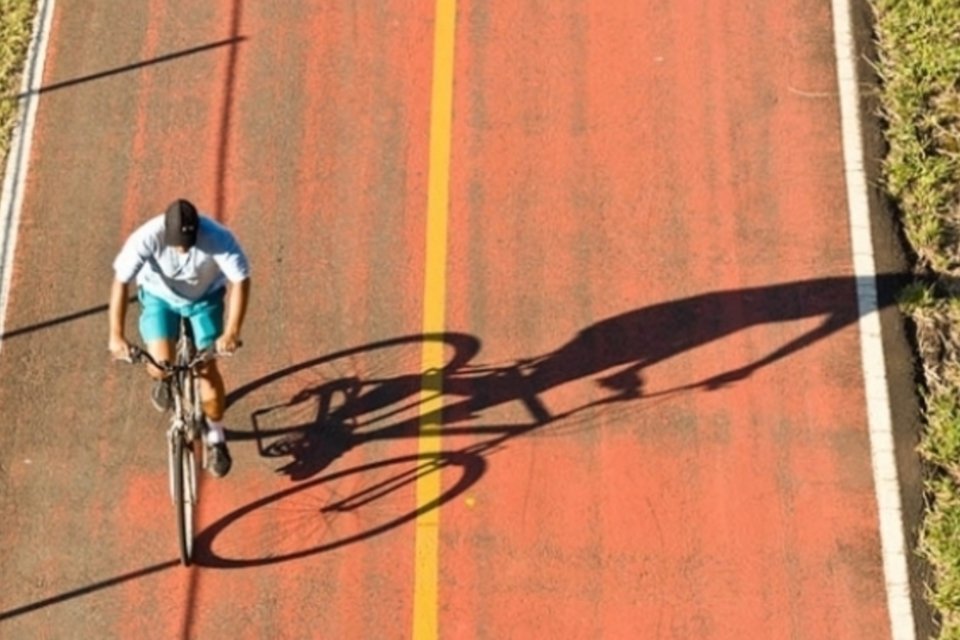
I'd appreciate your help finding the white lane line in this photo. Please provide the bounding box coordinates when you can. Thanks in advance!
[0,0,56,356]
[831,1,917,638]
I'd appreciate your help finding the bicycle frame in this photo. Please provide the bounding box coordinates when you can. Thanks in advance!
[126,319,219,565]
[168,321,201,512]
[170,321,204,451]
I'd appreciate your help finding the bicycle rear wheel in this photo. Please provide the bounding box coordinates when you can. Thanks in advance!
[172,431,198,565]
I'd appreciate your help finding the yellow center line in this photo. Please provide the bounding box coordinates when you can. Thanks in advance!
[413,0,457,638]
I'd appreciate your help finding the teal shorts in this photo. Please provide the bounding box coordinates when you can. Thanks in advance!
[138,287,225,350]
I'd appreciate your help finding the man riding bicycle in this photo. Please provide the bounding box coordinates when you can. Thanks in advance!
[107,199,251,478]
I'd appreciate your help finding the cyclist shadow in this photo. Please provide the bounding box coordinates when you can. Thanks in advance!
[196,271,927,568]
[251,377,371,481]
[240,272,914,483]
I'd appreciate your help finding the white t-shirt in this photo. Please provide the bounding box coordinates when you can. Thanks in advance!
[113,214,250,305]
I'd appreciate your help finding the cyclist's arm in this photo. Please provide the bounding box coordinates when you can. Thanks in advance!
[221,276,250,351]
[108,279,131,358]
[208,225,250,352]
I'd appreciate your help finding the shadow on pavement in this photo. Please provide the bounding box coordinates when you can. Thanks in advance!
[0,560,179,621]
[200,272,915,567]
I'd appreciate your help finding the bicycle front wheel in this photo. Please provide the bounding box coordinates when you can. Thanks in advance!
[172,431,198,566]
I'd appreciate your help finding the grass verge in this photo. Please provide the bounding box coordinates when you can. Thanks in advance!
[0,0,38,167]
[874,0,960,636]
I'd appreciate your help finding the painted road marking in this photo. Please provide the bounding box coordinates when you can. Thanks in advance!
[0,0,56,356]
[831,1,916,638]
[413,0,457,638]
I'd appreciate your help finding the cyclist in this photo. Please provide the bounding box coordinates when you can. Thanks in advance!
[107,199,251,478]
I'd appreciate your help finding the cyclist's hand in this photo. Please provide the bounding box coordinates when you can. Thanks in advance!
[108,335,132,362]
[216,332,242,355]
[703,367,750,390]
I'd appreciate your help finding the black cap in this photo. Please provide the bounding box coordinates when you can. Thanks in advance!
[164,199,199,247]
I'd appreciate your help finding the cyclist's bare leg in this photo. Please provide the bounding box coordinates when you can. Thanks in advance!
[197,360,226,421]
[145,339,175,380]
[197,359,232,475]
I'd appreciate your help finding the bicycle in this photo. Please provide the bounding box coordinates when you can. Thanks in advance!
[122,318,223,566]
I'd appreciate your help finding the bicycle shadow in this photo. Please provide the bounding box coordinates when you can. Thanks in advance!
[235,272,906,472]
[199,272,913,567]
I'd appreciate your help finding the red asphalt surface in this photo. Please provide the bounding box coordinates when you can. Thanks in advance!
[0,1,895,638]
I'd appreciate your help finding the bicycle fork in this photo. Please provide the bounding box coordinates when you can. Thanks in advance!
[167,422,198,506]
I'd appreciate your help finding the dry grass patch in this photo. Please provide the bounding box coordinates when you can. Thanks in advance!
[874,0,960,636]
[0,0,38,165]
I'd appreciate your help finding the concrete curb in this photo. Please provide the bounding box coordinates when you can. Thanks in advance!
[0,0,55,356]
[833,0,933,637]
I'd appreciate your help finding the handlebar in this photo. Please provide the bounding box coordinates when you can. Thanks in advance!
[122,343,239,373]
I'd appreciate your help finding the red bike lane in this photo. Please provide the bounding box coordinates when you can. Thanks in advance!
[0,1,911,638]
[1,1,438,637]
[437,0,894,637]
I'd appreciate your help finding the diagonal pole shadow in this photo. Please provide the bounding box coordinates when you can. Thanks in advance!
[2,37,248,100]
[0,296,136,341]
[0,560,179,621]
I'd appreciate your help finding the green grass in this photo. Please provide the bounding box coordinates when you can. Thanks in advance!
[0,0,37,166]
[874,0,960,636]
[874,0,960,273]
